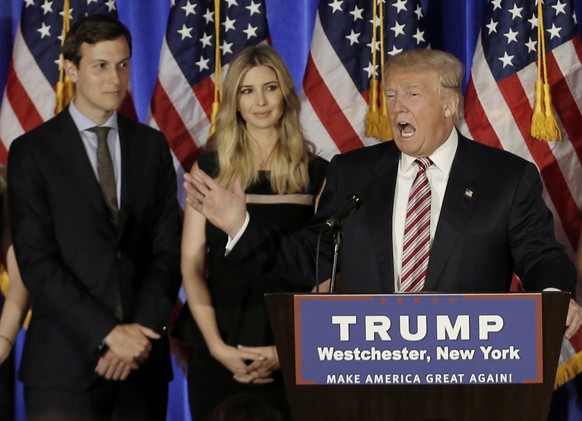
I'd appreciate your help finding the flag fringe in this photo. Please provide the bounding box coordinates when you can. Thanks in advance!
[542,82,561,140]
[555,351,582,389]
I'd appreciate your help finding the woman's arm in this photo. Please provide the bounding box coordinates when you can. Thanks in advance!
[0,245,30,364]
[181,164,264,382]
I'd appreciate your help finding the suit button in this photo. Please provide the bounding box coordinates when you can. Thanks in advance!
[116,251,122,258]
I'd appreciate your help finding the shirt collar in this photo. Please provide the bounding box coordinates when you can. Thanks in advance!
[400,128,458,176]
[68,99,119,133]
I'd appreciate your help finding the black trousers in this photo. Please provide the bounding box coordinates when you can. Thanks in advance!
[0,350,15,421]
[24,372,168,421]
[187,351,290,421]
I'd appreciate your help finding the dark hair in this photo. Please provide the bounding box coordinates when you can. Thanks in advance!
[62,14,132,66]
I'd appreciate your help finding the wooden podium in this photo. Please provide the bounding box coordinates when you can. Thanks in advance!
[265,292,569,421]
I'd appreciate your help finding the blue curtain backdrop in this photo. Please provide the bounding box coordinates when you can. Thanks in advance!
[2,0,582,420]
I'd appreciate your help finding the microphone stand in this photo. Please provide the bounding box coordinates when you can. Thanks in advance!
[329,224,342,293]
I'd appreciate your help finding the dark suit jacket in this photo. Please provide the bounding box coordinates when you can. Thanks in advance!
[8,108,182,389]
[229,133,576,294]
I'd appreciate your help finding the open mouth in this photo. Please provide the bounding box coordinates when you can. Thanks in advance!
[398,122,416,138]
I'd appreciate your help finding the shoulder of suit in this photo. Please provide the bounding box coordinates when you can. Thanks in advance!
[117,113,163,136]
[116,113,170,153]
[331,141,396,166]
[460,135,531,168]
[11,110,71,151]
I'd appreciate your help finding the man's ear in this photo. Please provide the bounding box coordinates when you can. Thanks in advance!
[64,60,78,83]
[443,95,459,119]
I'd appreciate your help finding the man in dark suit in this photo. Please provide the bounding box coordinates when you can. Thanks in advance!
[8,15,181,420]
[185,48,581,337]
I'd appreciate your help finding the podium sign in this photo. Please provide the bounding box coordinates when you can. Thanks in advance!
[294,294,542,386]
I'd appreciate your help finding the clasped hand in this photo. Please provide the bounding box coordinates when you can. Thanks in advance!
[94,323,160,381]
[211,342,280,385]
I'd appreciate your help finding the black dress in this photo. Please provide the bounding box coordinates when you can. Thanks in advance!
[175,151,328,420]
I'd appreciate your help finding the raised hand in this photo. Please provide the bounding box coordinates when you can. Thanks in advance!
[184,163,247,238]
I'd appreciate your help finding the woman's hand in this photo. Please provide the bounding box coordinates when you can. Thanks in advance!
[210,342,267,384]
[236,344,280,384]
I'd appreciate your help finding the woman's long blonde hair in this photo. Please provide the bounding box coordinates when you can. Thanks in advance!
[212,44,313,194]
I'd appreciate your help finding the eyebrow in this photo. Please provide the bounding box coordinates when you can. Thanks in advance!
[240,80,278,88]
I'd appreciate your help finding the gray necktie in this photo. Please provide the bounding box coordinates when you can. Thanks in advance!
[88,126,118,227]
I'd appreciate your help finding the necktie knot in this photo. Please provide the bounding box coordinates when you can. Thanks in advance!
[414,157,433,172]
[88,126,111,143]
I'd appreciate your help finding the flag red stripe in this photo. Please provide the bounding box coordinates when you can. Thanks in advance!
[192,76,215,121]
[546,53,582,165]
[462,78,503,149]
[150,80,201,171]
[497,75,579,249]
[6,60,43,132]
[118,92,138,121]
[303,54,364,153]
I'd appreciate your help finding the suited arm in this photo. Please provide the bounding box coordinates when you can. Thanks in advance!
[129,137,181,333]
[226,159,346,290]
[510,162,576,293]
[8,138,118,355]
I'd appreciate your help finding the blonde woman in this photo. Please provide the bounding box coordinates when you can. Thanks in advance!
[176,45,327,420]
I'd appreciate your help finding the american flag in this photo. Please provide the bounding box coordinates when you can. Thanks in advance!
[300,0,429,160]
[147,0,269,175]
[460,0,582,259]
[0,0,134,164]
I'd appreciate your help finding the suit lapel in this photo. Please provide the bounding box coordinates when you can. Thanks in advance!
[54,112,112,221]
[365,144,400,292]
[425,135,482,291]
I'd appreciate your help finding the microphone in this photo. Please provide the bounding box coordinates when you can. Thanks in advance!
[325,194,362,229]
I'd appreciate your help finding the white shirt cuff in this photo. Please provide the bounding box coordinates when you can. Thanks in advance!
[225,212,250,255]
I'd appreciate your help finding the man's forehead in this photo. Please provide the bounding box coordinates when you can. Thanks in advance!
[386,68,437,84]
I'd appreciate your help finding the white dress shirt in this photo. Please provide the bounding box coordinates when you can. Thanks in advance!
[392,129,458,291]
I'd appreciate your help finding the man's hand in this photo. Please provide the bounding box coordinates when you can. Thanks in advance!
[95,349,133,381]
[183,165,247,238]
[104,324,160,366]
[312,279,331,293]
[565,298,582,339]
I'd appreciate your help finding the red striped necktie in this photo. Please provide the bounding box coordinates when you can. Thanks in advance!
[400,157,433,293]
